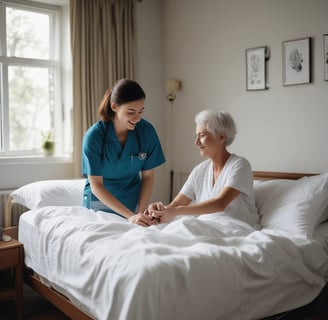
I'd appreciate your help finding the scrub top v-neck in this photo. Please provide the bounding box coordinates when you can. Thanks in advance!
[82,119,165,214]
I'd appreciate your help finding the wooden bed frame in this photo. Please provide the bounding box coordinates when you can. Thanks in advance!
[3,171,327,320]
[4,225,95,320]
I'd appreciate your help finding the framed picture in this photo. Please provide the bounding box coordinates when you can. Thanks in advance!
[324,34,328,81]
[246,46,268,90]
[282,37,311,86]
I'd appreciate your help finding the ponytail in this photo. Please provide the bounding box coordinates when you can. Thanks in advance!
[98,89,114,121]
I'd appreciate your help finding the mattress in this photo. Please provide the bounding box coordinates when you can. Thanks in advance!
[19,206,328,320]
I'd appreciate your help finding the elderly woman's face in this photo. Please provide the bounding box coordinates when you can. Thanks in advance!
[195,125,223,157]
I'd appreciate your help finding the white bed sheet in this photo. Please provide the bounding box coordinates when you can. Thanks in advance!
[19,206,328,320]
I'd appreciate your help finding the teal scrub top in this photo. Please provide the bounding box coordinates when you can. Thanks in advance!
[82,119,165,215]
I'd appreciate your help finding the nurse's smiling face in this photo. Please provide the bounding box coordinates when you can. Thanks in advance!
[112,98,145,131]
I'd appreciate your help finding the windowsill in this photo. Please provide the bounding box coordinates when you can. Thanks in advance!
[0,154,73,165]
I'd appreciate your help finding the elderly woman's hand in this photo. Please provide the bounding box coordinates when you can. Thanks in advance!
[150,206,178,224]
[148,201,165,212]
[147,202,165,220]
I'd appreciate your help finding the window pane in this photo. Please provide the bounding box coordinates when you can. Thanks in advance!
[6,7,50,59]
[8,66,54,151]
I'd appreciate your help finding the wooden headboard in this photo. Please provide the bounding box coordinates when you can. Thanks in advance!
[253,171,318,180]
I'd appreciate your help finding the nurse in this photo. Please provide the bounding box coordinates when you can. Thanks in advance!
[82,79,165,226]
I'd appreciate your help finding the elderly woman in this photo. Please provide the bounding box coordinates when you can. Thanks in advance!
[149,109,259,228]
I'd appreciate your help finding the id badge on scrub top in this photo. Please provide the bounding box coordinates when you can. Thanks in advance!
[129,152,147,168]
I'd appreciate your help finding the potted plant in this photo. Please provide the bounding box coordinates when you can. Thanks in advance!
[41,131,55,156]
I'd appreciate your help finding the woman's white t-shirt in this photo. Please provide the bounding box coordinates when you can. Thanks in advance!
[180,154,259,228]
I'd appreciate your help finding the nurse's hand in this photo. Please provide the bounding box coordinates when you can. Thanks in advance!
[128,212,156,227]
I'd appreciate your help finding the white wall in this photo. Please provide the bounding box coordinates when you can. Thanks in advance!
[0,158,73,190]
[163,0,328,176]
[2,0,327,202]
[135,0,170,203]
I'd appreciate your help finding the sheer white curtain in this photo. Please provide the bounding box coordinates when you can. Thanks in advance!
[70,0,138,177]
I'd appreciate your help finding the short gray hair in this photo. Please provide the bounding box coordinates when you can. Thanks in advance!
[195,110,237,146]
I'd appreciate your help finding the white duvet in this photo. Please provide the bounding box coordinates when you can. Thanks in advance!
[19,206,328,320]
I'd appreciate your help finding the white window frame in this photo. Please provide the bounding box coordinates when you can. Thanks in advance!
[0,0,72,159]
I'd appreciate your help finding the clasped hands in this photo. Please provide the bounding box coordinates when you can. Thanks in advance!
[128,202,175,227]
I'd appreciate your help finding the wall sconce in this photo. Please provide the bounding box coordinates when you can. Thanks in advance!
[166,79,181,102]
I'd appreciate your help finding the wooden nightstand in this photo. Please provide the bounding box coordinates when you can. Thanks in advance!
[0,231,23,320]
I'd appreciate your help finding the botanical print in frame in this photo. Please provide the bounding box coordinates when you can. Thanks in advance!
[324,34,328,81]
[282,37,311,86]
[246,46,267,91]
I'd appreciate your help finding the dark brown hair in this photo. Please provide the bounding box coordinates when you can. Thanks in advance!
[98,79,146,121]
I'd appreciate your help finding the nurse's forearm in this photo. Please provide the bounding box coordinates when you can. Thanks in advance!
[138,170,154,213]
[96,189,134,218]
[89,176,134,218]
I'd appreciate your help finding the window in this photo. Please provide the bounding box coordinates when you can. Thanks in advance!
[0,0,71,157]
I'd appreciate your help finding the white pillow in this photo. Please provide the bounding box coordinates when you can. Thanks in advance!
[11,179,85,209]
[254,173,328,238]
